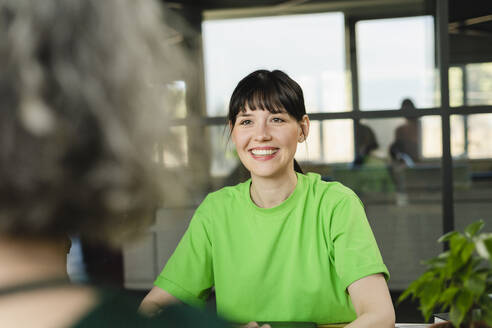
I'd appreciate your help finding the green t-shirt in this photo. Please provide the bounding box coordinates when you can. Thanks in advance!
[155,172,389,324]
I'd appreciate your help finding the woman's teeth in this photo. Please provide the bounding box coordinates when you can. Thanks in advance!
[251,149,278,155]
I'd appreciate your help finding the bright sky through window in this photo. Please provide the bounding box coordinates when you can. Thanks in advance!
[202,12,346,117]
[356,16,435,110]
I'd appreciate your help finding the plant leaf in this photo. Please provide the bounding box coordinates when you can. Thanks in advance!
[476,234,492,262]
[448,235,468,274]
[423,256,447,269]
[419,279,442,321]
[464,220,484,238]
[450,234,467,256]
[447,254,465,277]
[398,286,414,304]
[460,241,476,263]
[483,311,492,327]
[438,231,458,243]
[464,272,486,296]
[438,286,459,307]
[454,290,474,327]
[481,297,492,326]
[398,276,427,304]
[450,304,464,328]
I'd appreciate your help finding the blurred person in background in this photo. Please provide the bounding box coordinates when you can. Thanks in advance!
[0,0,227,327]
[388,98,420,205]
[351,123,395,194]
[389,98,420,166]
[353,123,381,168]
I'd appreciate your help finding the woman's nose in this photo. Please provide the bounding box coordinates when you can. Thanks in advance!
[253,123,272,141]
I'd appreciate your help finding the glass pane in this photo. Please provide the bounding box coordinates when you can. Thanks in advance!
[421,115,464,159]
[453,115,492,243]
[356,16,436,110]
[450,115,466,158]
[296,121,321,162]
[202,12,347,116]
[468,114,492,159]
[421,116,440,158]
[322,119,354,163]
[466,62,492,106]
[207,125,238,177]
[449,66,464,107]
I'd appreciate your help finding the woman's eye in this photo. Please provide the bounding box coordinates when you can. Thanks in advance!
[272,117,285,123]
[239,119,252,126]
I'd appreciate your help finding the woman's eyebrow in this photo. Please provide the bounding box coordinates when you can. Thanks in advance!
[237,112,253,117]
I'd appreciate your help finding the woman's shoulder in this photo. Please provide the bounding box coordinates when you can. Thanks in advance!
[303,172,359,200]
[192,180,250,223]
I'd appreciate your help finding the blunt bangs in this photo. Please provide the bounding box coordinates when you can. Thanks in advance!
[243,86,286,114]
[228,70,306,127]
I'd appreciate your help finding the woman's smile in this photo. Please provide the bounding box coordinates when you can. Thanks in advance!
[249,147,279,160]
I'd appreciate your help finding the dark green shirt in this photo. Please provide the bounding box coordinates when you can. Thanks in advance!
[74,288,229,328]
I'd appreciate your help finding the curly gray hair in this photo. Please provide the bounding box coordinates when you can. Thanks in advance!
[0,0,181,245]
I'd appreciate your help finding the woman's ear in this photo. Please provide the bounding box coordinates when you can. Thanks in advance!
[298,115,310,142]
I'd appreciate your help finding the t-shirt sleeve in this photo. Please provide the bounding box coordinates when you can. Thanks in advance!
[329,192,389,291]
[154,201,214,307]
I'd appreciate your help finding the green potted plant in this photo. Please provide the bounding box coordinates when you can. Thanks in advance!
[398,220,492,328]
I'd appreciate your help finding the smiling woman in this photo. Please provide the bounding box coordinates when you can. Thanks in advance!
[230,71,309,190]
[229,70,310,179]
[140,70,395,328]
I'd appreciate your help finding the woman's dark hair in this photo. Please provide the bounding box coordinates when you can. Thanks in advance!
[228,69,307,173]
[0,0,181,245]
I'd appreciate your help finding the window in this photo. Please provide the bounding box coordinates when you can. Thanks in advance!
[322,120,354,163]
[449,63,492,159]
[466,63,492,106]
[468,114,492,158]
[203,13,346,117]
[356,16,436,110]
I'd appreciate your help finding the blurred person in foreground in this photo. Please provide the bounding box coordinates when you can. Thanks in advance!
[0,0,227,327]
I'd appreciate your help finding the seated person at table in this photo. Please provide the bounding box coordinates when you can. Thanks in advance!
[140,70,395,328]
[0,1,227,327]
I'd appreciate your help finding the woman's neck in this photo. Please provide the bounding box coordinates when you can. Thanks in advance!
[250,169,298,208]
[0,236,68,288]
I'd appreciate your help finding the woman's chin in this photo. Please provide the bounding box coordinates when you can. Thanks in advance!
[249,167,289,180]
